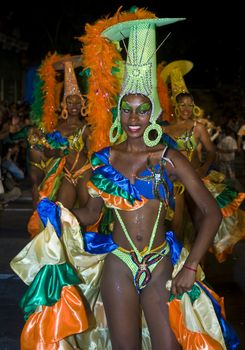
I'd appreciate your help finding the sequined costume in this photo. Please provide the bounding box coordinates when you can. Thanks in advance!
[10,146,239,349]
[166,125,245,262]
[27,126,91,237]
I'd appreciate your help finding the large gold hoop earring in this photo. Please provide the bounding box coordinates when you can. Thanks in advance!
[80,96,88,116]
[193,105,202,117]
[109,119,121,143]
[81,106,88,117]
[174,106,180,119]
[61,108,68,120]
[143,123,162,147]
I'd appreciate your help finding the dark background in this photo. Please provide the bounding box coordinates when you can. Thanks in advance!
[1,1,243,85]
[1,0,244,122]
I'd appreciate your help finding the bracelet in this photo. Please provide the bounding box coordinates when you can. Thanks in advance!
[183,264,197,273]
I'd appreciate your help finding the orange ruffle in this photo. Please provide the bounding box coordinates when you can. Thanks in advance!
[39,158,66,200]
[27,210,42,238]
[88,181,148,210]
[20,285,88,350]
[221,192,245,217]
[168,299,224,349]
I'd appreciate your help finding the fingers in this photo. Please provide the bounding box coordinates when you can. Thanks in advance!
[171,283,191,297]
[170,274,195,297]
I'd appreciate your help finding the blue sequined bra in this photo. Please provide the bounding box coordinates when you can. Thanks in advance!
[88,146,175,210]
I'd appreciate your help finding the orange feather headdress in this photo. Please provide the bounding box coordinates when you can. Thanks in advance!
[38,52,63,132]
[77,6,157,156]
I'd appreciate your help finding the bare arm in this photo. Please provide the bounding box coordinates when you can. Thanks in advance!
[168,149,222,295]
[72,195,104,226]
[195,123,216,176]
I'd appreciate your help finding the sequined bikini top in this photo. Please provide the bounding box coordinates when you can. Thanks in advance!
[87,146,175,211]
[28,125,87,154]
[174,121,197,161]
[67,125,86,152]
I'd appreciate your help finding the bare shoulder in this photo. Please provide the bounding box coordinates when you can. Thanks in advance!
[194,120,207,133]
[164,147,193,177]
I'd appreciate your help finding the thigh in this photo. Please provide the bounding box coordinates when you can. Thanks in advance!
[56,178,76,209]
[140,256,181,350]
[100,253,141,350]
[75,176,90,208]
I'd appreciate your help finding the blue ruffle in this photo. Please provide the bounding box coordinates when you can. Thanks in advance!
[83,232,119,254]
[37,198,61,238]
[46,131,69,149]
[197,281,240,350]
[165,231,183,265]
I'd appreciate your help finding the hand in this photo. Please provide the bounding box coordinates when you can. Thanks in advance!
[171,266,196,297]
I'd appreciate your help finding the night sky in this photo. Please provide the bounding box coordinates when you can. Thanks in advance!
[1,1,244,93]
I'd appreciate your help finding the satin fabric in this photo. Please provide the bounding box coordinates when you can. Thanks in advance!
[20,263,80,320]
[88,181,148,210]
[21,286,88,350]
[90,146,174,205]
[11,203,239,350]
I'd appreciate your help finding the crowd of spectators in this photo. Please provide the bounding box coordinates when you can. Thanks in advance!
[1,97,245,209]
[0,100,31,207]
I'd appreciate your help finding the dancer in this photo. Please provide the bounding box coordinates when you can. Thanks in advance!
[161,60,245,262]
[10,7,239,350]
[27,54,91,236]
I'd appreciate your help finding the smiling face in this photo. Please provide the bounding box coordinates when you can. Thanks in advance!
[176,94,194,120]
[66,94,82,116]
[120,94,152,139]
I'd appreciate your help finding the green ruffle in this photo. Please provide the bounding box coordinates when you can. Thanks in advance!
[91,173,135,205]
[42,158,63,183]
[20,263,80,320]
[216,186,238,208]
[91,153,104,167]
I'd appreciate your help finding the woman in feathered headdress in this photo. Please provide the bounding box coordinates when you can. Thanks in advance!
[27,53,92,237]
[160,60,245,264]
[10,7,240,350]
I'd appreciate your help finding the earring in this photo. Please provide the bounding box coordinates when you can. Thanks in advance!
[81,96,88,116]
[61,108,68,120]
[109,119,122,143]
[143,122,162,147]
[174,106,180,119]
[193,105,201,117]
[81,106,87,117]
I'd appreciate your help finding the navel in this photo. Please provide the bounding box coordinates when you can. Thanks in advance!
[136,234,143,241]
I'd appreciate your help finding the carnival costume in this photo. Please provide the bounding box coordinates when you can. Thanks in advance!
[161,60,245,262]
[10,145,239,349]
[10,7,239,350]
[27,54,91,237]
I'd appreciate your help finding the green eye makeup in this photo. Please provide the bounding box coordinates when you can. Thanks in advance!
[136,102,151,113]
[121,101,132,111]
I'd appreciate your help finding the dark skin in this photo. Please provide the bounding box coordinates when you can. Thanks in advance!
[164,94,217,239]
[55,94,91,209]
[72,94,222,350]
[29,94,91,210]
